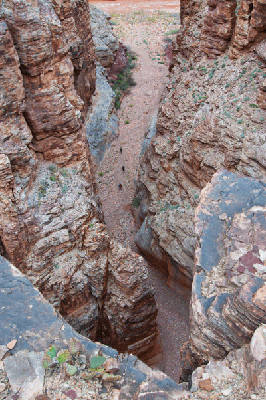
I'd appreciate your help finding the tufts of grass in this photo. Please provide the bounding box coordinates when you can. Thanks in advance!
[164,29,179,36]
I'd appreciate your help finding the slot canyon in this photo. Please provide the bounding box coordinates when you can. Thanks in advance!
[1,0,266,399]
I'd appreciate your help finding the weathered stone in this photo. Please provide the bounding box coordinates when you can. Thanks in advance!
[101,241,159,362]
[0,0,158,361]
[229,0,266,58]
[135,0,266,290]
[198,378,214,391]
[86,64,118,164]
[0,257,183,400]
[200,0,237,58]
[250,324,266,361]
[89,5,119,68]
[181,170,266,377]
[4,351,45,400]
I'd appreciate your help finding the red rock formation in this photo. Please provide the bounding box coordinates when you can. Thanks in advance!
[0,0,158,361]
[229,0,266,58]
[200,0,237,58]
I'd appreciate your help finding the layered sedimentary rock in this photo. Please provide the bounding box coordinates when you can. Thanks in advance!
[190,323,266,398]
[181,170,266,377]
[229,0,266,58]
[0,0,158,360]
[136,0,266,285]
[1,255,265,400]
[135,0,266,372]
[200,0,237,58]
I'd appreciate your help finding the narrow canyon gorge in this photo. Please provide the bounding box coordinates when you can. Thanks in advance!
[2,0,266,399]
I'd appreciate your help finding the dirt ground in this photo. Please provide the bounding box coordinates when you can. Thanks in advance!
[89,0,180,14]
[94,9,189,382]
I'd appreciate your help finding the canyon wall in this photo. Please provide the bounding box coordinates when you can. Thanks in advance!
[0,0,158,361]
[135,0,266,372]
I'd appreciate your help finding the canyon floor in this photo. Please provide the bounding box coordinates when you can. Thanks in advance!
[91,7,190,381]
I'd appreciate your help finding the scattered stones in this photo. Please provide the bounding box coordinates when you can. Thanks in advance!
[7,340,17,350]
[0,382,5,392]
[198,379,214,392]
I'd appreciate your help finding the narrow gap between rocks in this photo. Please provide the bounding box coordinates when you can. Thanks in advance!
[90,0,190,383]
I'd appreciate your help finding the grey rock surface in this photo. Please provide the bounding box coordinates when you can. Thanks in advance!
[4,350,44,400]
[140,111,158,158]
[0,256,184,399]
[90,5,119,68]
[181,170,266,378]
[86,64,118,164]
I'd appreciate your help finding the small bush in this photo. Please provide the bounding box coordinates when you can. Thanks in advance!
[111,50,137,109]
[132,197,141,208]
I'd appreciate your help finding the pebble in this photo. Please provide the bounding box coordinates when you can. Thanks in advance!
[0,382,5,392]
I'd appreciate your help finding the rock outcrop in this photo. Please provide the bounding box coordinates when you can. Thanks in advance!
[181,170,266,378]
[86,6,122,164]
[135,0,266,375]
[136,0,266,286]
[200,0,237,58]
[1,255,265,400]
[90,5,119,69]
[0,0,158,361]
[0,257,184,400]
[85,63,118,164]
[190,323,266,398]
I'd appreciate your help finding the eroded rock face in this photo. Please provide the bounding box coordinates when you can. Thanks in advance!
[135,0,266,371]
[181,170,266,377]
[190,323,266,398]
[229,0,266,58]
[0,257,183,400]
[90,5,119,69]
[200,0,237,58]
[136,0,266,288]
[0,0,158,361]
[101,242,158,362]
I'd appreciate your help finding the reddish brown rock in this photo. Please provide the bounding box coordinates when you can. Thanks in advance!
[101,242,159,361]
[0,0,158,361]
[198,378,214,391]
[229,0,266,58]
[200,0,237,58]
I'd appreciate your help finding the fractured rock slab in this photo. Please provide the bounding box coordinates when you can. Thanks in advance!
[181,170,266,377]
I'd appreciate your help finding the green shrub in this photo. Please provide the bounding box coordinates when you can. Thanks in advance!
[132,197,141,208]
[164,29,179,36]
[111,50,137,109]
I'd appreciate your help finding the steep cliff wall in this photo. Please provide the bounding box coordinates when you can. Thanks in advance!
[136,0,266,284]
[135,0,266,372]
[0,0,158,361]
